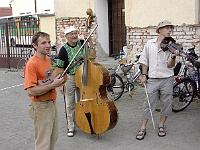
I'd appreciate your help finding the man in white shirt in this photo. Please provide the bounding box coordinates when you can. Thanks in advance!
[136,20,180,140]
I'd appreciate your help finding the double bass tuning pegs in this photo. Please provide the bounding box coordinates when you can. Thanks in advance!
[86,8,95,28]
[86,8,93,16]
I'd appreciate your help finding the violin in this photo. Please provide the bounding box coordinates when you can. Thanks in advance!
[37,51,88,101]
[160,37,198,65]
[74,9,118,135]
[37,67,68,101]
[160,37,184,54]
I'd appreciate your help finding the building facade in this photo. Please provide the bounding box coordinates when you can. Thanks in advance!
[10,0,200,62]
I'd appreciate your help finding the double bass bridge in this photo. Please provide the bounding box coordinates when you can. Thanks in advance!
[80,98,93,101]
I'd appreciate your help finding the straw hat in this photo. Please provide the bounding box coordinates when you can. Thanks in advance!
[156,20,174,33]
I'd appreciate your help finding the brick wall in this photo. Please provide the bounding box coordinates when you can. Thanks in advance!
[126,25,200,62]
[56,17,200,63]
[56,17,97,50]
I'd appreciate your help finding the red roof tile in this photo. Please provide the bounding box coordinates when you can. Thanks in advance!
[0,7,12,17]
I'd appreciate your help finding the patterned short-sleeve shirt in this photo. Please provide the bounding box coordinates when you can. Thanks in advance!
[56,40,85,74]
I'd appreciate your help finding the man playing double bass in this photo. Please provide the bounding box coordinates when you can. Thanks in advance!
[57,26,96,137]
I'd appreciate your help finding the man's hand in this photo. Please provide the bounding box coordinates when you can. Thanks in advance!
[140,75,147,86]
[173,49,180,57]
[52,75,64,88]
[60,84,66,95]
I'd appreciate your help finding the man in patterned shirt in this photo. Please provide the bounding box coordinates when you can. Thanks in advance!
[57,26,96,137]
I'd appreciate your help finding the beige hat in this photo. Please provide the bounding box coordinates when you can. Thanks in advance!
[64,26,78,35]
[156,20,174,33]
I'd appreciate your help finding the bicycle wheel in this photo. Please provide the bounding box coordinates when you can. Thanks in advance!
[17,58,27,78]
[107,74,124,101]
[172,78,196,112]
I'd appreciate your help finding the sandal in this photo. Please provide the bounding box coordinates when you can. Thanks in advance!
[158,126,166,137]
[136,129,146,140]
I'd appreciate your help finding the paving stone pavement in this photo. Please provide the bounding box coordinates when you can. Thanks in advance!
[0,68,200,150]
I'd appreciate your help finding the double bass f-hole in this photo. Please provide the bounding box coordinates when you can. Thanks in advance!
[93,91,102,106]
[81,92,85,101]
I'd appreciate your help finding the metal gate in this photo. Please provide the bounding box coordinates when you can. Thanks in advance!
[0,20,39,68]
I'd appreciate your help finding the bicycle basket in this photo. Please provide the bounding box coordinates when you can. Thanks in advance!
[121,64,133,74]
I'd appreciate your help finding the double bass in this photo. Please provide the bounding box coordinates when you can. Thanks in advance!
[74,9,118,135]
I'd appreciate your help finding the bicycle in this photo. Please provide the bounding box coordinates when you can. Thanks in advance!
[107,54,142,101]
[17,49,34,78]
[172,46,199,112]
[174,46,197,81]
